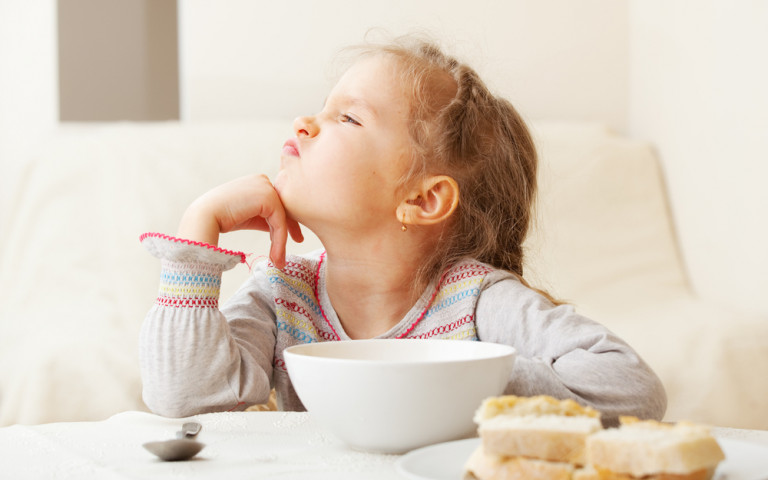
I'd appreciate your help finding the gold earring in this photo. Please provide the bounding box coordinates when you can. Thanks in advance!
[401,212,407,232]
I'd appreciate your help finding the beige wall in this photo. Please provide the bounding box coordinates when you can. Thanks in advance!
[629,1,768,314]
[178,0,630,130]
[57,0,179,121]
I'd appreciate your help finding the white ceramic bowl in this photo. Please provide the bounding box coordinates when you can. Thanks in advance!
[283,339,516,453]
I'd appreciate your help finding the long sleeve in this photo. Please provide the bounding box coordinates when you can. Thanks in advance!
[138,234,277,417]
[475,272,667,426]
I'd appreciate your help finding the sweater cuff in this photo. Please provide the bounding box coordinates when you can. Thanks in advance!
[140,232,245,270]
[157,260,225,308]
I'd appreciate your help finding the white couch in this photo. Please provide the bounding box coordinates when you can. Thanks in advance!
[1,120,766,428]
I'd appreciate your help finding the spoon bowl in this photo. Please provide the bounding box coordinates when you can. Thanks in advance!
[143,438,205,461]
[143,422,205,461]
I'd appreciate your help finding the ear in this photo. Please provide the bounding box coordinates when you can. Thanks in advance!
[397,175,459,227]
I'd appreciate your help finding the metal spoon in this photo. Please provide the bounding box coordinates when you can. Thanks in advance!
[143,422,205,461]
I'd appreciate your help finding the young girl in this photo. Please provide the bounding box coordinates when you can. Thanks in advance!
[139,38,666,426]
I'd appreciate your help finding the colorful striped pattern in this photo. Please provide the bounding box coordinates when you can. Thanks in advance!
[148,241,495,370]
[156,260,224,308]
[269,260,337,350]
[405,263,493,341]
[269,255,494,371]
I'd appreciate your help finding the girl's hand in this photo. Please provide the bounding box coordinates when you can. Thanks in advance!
[177,175,303,269]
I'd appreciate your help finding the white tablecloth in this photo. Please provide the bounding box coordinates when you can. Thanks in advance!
[0,411,402,479]
[1,411,767,479]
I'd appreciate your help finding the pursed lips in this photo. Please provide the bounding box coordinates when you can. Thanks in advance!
[282,138,300,157]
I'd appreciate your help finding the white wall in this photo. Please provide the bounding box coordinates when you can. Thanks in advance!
[0,0,58,235]
[629,1,768,315]
[0,1,58,134]
[179,0,630,131]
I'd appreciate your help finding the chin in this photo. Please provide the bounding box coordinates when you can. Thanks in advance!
[272,173,286,193]
[281,202,310,229]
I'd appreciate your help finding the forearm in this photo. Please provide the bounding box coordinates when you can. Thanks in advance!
[139,304,272,417]
[502,342,667,426]
[139,234,274,417]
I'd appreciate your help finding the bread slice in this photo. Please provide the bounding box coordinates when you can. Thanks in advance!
[582,468,716,480]
[464,444,576,480]
[474,395,602,465]
[474,395,601,423]
[586,417,725,478]
[479,414,602,465]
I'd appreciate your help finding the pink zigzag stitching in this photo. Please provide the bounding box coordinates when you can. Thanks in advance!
[315,251,341,341]
[443,264,493,285]
[140,232,247,264]
[276,260,314,285]
[410,314,474,339]
[274,298,337,341]
[156,296,219,308]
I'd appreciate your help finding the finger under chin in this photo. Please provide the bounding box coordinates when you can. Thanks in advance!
[268,227,288,270]
[269,247,286,270]
[287,221,304,243]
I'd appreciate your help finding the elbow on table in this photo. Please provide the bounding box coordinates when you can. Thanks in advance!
[140,377,234,418]
[141,379,263,418]
[605,371,668,427]
[646,376,668,421]
[632,361,668,422]
[142,389,205,418]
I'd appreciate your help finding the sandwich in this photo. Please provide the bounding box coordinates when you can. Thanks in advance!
[585,416,725,480]
[465,395,603,479]
[464,396,725,480]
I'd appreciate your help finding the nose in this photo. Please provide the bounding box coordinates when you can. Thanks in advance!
[293,115,319,138]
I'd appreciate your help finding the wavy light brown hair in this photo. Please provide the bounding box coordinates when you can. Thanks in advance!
[354,37,546,297]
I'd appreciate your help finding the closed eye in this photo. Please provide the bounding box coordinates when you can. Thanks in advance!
[340,113,362,126]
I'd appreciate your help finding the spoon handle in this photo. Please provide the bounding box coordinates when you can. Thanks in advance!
[176,422,202,439]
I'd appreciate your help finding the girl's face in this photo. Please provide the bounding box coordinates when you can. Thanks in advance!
[273,55,412,237]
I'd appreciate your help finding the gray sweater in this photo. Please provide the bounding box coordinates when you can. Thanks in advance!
[139,234,667,426]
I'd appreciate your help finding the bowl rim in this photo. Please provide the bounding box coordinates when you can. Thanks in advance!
[283,339,516,366]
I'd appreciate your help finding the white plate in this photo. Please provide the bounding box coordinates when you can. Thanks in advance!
[395,437,768,480]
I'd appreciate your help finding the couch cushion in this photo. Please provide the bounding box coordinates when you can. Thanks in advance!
[525,122,690,308]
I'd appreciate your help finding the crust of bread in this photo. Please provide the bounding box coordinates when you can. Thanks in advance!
[474,395,600,423]
[464,450,715,480]
[479,415,601,465]
[572,466,600,480]
[586,417,724,477]
[464,445,575,480]
[463,447,716,480]
[591,467,716,480]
